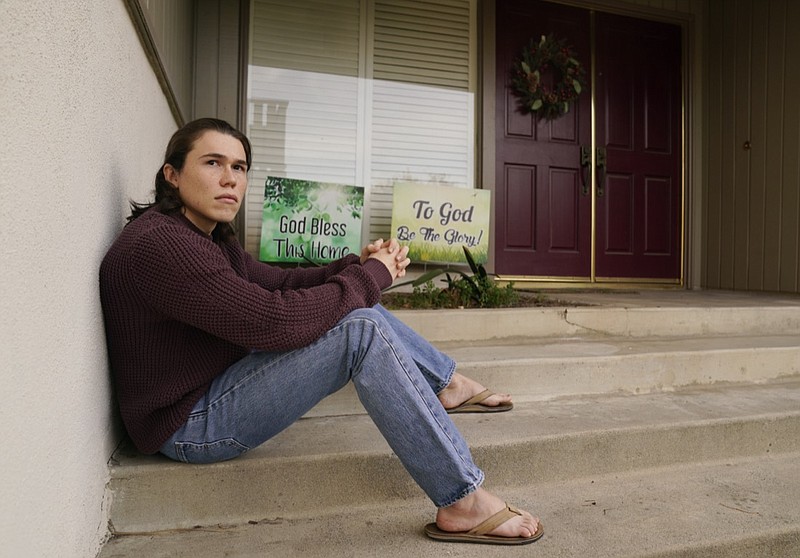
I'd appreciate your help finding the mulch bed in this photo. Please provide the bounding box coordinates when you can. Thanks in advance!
[380,291,579,310]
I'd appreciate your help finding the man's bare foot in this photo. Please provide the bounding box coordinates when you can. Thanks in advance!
[437,372,513,411]
[435,488,540,539]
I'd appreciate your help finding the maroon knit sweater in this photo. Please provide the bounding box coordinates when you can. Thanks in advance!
[99,209,392,454]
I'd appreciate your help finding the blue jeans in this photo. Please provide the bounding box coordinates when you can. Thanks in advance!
[159,305,484,508]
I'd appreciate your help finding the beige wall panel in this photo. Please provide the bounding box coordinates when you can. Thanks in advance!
[704,0,722,287]
[195,0,221,117]
[136,0,243,126]
[717,0,737,289]
[136,0,195,121]
[194,0,243,124]
[732,0,752,290]
[779,0,800,291]
[762,0,788,292]
[705,0,800,293]
[708,0,752,290]
[216,2,243,123]
[747,0,768,290]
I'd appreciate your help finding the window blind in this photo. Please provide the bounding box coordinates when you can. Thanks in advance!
[246,0,474,256]
[369,0,474,239]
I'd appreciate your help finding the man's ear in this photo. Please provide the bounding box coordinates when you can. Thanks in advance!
[163,164,179,188]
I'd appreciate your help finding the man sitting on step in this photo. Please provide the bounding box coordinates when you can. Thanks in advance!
[99,118,543,546]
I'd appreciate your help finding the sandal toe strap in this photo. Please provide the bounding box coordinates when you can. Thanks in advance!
[459,389,493,408]
[467,503,520,536]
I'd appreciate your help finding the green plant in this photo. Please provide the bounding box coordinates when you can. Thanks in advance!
[387,246,519,309]
[408,280,450,309]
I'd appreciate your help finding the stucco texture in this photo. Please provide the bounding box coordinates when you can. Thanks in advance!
[0,1,177,556]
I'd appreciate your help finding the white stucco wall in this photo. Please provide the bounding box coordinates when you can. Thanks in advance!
[0,1,178,556]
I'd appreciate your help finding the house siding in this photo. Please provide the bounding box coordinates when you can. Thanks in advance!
[134,0,195,121]
[704,0,800,293]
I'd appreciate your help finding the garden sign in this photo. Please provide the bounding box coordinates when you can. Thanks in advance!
[260,177,364,263]
[391,182,490,265]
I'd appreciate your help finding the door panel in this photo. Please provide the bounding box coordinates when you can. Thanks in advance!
[550,168,581,251]
[505,165,536,249]
[644,176,673,254]
[604,173,634,254]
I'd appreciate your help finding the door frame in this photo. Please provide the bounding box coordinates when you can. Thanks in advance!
[481,0,702,289]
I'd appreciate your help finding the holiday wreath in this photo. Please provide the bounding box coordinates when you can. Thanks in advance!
[511,34,586,120]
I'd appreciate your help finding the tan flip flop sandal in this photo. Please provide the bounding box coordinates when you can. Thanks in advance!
[423,503,543,545]
[445,389,514,414]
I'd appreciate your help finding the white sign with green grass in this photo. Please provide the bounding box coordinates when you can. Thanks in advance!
[260,177,363,263]
[391,182,490,264]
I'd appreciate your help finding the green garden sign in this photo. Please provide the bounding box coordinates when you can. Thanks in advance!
[260,177,364,263]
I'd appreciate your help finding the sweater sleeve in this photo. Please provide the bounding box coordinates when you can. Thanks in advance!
[241,250,365,291]
[127,225,390,352]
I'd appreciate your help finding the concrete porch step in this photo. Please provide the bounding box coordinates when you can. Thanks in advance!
[102,296,800,556]
[107,379,800,535]
[392,302,800,343]
[100,451,800,557]
[308,332,800,417]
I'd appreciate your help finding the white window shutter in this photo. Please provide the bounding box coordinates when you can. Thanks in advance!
[246,0,362,255]
[245,0,474,256]
[369,0,475,240]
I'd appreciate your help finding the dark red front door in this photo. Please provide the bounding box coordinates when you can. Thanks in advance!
[495,0,592,277]
[594,13,682,279]
[495,1,682,281]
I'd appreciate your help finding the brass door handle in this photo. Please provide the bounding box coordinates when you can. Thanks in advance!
[596,146,607,198]
[580,146,591,196]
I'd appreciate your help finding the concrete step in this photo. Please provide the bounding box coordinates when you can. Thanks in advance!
[392,303,800,343]
[107,379,800,535]
[101,297,800,556]
[100,451,800,557]
[308,333,800,417]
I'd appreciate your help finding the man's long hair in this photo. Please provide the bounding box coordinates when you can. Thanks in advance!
[128,118,252,240]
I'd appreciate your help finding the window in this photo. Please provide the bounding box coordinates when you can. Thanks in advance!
[245,0,475,256]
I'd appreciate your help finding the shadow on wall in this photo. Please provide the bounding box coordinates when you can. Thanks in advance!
[101,155,137,450]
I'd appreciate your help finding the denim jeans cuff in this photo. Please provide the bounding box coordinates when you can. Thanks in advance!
[433,360,457,395]
[435,470,485,508]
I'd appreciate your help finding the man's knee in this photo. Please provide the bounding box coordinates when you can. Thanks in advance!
[336,308,393,344]
[341,307,384,325]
